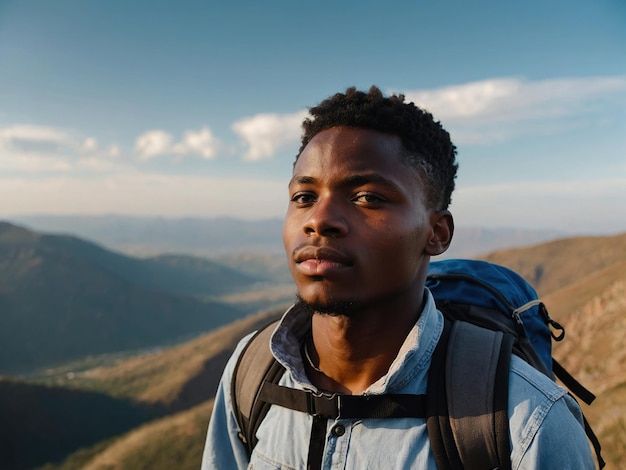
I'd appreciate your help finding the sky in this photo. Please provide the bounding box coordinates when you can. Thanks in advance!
[0,0,624,235]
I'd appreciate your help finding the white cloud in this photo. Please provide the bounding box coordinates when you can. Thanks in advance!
[404,79,522,120]
[134,130,173,161]
[0,125,79,172]
[404,76,626,121]
[232,110,307,161]
[108,144,121,158]
[227,76,626,157]
[82,137,98,152]
[0,124,127,173]
[172,127,218,160]
[0,124,76,146]
[134,127,221,161]
[401,76,626,145]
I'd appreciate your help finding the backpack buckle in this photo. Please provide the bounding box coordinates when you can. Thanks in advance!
[307,390,340,419]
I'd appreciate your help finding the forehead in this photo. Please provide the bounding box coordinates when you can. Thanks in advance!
[294,126,409,176]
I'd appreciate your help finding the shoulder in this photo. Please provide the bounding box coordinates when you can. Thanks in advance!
[507,356,594,469]
[509,355,567,401]
[507,355,569,446]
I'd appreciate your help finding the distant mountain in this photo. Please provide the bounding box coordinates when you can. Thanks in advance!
[443,226,568,259]
[8,215,286,257]
[0,222,256,374]
[8,214,572,260]
[0,221,260,298]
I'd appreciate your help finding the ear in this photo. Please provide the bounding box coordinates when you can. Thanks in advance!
[425,210,454,256]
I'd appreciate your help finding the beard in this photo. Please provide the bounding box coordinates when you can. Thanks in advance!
[295,293,360,318]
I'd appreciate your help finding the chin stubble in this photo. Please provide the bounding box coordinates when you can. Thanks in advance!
[295,294,360,318]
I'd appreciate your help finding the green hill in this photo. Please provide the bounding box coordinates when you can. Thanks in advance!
[0,222,254,374]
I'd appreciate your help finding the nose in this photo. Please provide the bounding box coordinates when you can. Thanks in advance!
[303,196,348,238]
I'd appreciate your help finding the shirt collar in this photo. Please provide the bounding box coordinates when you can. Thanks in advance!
[270,289,443,394]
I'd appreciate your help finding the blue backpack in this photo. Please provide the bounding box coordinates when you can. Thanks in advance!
[231,259,604,469]
[425,259,603,469]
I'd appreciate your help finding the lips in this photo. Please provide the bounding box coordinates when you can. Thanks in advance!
[293,246,353,276]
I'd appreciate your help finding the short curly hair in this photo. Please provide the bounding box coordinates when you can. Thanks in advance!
[297,86,458,210]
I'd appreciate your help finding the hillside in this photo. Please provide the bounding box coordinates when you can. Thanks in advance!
[33,306,285,408]
[0,222,253,374]
[37,401,214,470]
[544,262,626,466]
[10,307,285,470]
[0,378,164,470]
[480,232,626,295]
[12,232,626,469]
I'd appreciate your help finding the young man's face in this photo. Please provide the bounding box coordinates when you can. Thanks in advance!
[282,126,445,315]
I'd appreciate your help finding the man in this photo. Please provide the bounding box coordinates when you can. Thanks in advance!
[202,87,594,469]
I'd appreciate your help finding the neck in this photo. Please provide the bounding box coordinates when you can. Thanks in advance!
[305,289,425,394]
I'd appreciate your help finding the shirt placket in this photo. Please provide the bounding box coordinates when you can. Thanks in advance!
[324,418,353,470]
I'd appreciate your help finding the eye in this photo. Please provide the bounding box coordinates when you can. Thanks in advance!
[352,192,386,206]
[291,192,317,205]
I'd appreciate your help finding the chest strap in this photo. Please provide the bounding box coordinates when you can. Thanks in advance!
[259,381,427,419]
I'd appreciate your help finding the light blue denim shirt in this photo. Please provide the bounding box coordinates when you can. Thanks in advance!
[202,289,594,469]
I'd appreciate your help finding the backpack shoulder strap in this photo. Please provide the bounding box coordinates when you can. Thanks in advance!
[428,320,513,470]
[231,320,284,457]
[447,321,513,470]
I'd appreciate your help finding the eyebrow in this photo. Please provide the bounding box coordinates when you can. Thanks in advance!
[345,174,399,189]
[288,175,316,187]
[288,173,403,192]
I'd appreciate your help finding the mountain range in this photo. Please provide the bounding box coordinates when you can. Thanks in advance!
[0,223,624,469]
[0,222,270,374]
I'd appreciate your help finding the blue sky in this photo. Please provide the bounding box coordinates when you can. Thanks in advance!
[0,0,624,234]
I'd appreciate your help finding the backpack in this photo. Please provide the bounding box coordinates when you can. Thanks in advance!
[230,259,604,469]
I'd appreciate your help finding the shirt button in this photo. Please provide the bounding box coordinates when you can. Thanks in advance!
[331,424,346,437]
